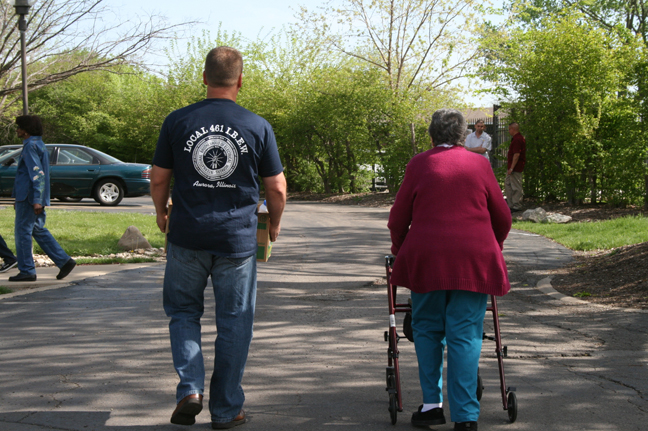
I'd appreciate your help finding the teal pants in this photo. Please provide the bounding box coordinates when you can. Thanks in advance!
[411,290,488,423]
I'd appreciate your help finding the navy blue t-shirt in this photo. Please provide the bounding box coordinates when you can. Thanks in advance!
[153,98,284,257]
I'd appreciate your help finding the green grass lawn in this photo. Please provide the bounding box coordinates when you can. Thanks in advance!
[512,215,648,251]
[0,208,165,256]
[0,206,645,258]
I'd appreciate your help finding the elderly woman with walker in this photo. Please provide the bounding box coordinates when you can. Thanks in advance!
[388,109,512,431]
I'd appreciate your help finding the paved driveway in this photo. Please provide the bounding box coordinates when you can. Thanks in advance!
[0,202,645,430]
[0,196,155,214]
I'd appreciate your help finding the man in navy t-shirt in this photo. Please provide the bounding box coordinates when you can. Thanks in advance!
[151,46,287,429]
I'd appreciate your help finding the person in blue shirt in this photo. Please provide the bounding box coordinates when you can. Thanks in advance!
[151,46,287,429]
[9,115,76,282]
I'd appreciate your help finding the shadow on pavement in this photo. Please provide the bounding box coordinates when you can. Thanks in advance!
[0,204,645,430]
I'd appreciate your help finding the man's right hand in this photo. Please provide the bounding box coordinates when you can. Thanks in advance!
[156,211,168,233]
[269,221,281,242]
[150,165,173,233]
[262,172,287,242]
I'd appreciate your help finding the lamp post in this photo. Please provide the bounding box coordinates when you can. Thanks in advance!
[8,0,36,116]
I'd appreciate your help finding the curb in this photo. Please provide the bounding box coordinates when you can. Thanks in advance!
[537,276,648,313]
[0,262,163,300]
[536,276,586,305]
[0,282,74,299]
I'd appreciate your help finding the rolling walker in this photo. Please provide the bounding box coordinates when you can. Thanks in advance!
[383,255,518,425]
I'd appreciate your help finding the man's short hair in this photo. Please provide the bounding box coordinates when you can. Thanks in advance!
[475,119,485,125]
[15,115,43,136]
[204,46,243,87]
[509,122,519,128]
[428,109,467,147]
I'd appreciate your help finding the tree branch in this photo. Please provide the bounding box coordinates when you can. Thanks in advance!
[0,0,194,114]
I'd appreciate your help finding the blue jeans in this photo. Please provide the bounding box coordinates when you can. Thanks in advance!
[163,242,257,424]
[14,200,70,275]
[0,234,16,264]
[411,290,487,423]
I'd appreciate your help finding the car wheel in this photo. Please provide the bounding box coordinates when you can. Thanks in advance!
[57,197,83,202]
[94,179,124,206]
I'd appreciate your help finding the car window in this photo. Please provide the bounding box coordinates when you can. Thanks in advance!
[90,148,122,164]
[57,148,94,165]
[0,147,20,158]
[0,148,22,164]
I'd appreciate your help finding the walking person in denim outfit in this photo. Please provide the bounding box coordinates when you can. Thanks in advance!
[151,46,287,429]
[0,234,18,273]
[9,115,76,282]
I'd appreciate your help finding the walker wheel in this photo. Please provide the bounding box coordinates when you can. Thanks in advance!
[389,392,398,424]
[507,391,518,423]
[403,312,414,342]
[386,367,395,389]
[476,371,484,401]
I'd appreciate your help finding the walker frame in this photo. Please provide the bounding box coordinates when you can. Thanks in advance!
[383,255,518,425]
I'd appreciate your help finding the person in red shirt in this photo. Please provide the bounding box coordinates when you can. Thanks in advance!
[505,122,526,211]
[388,109,511,431]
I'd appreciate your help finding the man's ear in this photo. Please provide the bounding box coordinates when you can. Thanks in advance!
[203,71,209,86]
[237,74,242,89]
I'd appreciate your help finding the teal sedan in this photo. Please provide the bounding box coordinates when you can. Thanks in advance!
[0,144,151,206]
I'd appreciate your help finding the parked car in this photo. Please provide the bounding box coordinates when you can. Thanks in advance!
[0,145,20,158]
[0,144,151,206]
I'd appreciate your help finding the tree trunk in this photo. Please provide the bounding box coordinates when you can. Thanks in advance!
[409,123,417,156]
[645,163,648,209]
[313,158,331,193]
[344,139,358,192]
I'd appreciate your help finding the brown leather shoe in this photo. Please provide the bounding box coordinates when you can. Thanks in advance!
[170,393,203,425]
[211,410,246,429]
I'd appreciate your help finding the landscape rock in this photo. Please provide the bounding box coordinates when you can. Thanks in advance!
[521,207,572,224]
[546,213,572,224]
[522,207,548,223]
[117,226,152,250]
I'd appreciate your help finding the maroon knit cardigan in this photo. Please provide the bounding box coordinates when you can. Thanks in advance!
[388,146,512,296]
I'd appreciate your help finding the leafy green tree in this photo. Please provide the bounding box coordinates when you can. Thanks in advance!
[298,0,481,95]
[26,21,467,194]
[29,66,169,163]
[297,0,474,190]
[239,32,396,193]
[280,65,383,192]
[28,28,243,164]
[509,0,648,42]
[237,32,337,192]
[481,11,645,204]
[506,0,648,206]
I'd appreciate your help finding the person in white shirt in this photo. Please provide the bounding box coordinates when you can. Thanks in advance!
[465,119,492,161]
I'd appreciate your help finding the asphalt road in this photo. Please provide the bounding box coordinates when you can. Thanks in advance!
[0,196,155,214]
[0,202,646,430]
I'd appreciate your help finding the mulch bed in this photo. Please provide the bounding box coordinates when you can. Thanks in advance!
[551,243,648,310]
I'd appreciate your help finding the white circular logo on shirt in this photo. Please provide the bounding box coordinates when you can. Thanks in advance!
[192,135,239,181]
